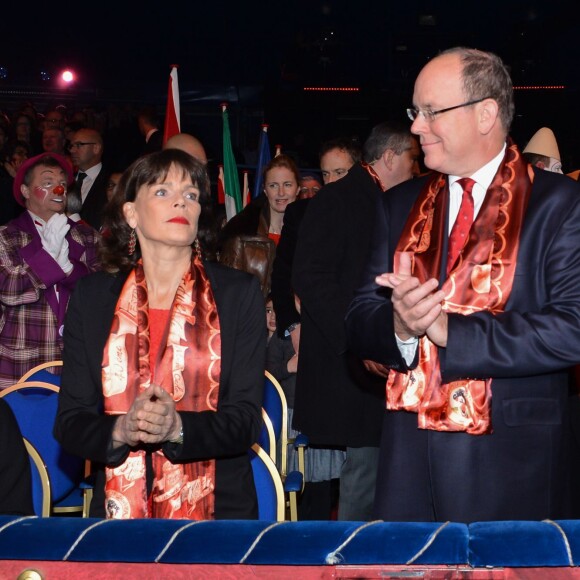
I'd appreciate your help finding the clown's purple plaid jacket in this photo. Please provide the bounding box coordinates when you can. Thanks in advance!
[0,211,100,388]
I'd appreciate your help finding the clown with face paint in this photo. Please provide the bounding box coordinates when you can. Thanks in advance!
[0,153,100,388]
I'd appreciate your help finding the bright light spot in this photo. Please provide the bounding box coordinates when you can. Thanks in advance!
[61,70,74,83]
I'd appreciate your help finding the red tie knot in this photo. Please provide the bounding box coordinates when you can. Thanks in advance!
[457,177,476,195]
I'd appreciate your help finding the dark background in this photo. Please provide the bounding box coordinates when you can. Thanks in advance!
[1,1,579,169]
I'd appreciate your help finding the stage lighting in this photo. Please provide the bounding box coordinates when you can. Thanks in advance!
[61,70,75,83]
[0,67,7,80]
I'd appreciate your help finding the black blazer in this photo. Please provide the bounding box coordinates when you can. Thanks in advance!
[54,261,266,519]
[346,165,580,522]
[271,197,310,337]
[79,165,110,231]
[0,399,33,515]
[291,164,385,447]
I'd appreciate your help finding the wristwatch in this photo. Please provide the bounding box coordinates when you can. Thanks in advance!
[170,426,184,445]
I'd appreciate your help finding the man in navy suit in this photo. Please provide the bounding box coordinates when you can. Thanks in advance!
[345,47,580,522]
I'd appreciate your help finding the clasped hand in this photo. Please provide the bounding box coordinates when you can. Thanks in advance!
[112,385,182,448]
[40,213,70,258]
[375,253,449,347]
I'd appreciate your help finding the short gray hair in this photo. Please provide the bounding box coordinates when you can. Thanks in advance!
[440,47,514,134]
[363,122,414,164]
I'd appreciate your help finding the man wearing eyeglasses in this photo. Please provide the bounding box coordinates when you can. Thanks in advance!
[69,128,110,230]
[346,47,580,523]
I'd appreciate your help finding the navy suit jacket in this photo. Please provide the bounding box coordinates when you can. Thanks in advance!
[346,164,580,522]
[80,165,110,231]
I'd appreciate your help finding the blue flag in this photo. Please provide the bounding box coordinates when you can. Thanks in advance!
[253,124,271,199]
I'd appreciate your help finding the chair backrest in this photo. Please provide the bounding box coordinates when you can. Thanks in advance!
[249,443,285,522]
[0,381,84,505]
[18,360,63,385]
[23,437,51,517]
[258,408,276,462]
[263,371,289,476]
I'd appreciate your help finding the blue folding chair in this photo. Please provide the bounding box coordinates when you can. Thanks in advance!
[23,437,51,517]
[0,381,86,516]
[249,443,285,521]
[18,360,63,386]
[260,371,306,520]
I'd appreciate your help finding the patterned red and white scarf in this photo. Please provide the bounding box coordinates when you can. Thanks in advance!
[102,256,221,518]
[387,141,533,434]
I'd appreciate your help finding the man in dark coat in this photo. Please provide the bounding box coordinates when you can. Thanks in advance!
[291,123,420,520]
[346,47,580,522]
[272,137,362,344]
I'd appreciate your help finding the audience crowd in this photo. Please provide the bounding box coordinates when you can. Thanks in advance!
[3,45,580,523]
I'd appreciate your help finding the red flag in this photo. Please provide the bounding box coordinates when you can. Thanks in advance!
[217,165,225,205]
[163,65,180,145]
[242,170,251,208]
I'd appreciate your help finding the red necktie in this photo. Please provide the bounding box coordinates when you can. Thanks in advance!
[447,177,475,275]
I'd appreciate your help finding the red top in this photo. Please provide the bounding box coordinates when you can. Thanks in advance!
[149,308,170,375]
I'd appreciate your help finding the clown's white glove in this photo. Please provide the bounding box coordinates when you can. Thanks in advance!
[40,213,70,259]
[55,240,73,274]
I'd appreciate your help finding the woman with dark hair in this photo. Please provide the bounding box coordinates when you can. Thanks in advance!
[218,154,300,295]
[55,149,265,520]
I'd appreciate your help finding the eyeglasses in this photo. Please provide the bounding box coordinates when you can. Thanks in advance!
[69,141,96,150]
[407,97,491,123]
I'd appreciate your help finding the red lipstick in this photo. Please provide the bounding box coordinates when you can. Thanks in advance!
[167,217,190,224]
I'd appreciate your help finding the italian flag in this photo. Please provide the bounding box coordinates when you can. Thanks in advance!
[221,103,242,221]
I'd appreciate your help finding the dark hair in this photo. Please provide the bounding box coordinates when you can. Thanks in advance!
[99,149,215,272]
[363,122,414,163]
[440,47,514,134]
[5,140,32,161]
[522,152,552,166]
[137,106,159,128]
[319,137,362,165]
[262,154,300,186]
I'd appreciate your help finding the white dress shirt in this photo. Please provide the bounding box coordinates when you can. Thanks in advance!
[78,163,102,204]
[397,144,507,364]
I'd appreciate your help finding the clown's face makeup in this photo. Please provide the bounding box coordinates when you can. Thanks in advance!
[22,164,67,221]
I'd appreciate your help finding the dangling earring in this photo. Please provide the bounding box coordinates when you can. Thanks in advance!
[193,238,202,259]
[128,228,137,256]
